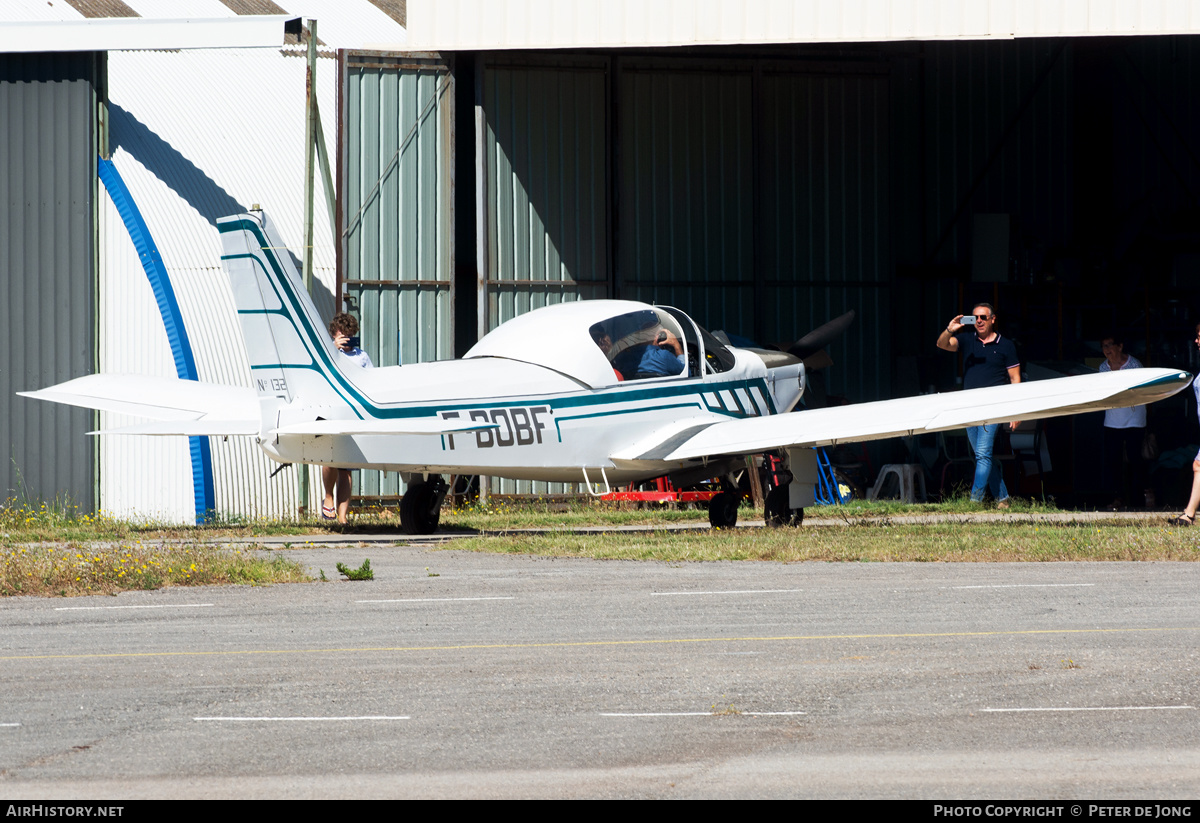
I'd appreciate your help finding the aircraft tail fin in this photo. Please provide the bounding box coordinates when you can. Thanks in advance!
[218,211,370,419]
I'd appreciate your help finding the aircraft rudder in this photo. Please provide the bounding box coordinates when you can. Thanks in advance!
[218,211,367,415]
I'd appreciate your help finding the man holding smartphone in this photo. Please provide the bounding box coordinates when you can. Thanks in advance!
[321,312,374,523]
[936,303,1021,507]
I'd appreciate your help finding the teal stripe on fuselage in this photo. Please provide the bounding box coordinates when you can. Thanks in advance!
[250,363,321,371]
[552,402,708,442]
[220,219,781,425]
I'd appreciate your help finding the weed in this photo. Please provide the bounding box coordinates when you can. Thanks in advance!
[711,703,744,716]
[336,559,374,581]
[1061,659,1082,670]
[319,569,328,582]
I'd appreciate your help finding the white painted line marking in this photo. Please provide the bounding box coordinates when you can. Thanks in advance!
[55,603,214,611]
[944,584,1096,590]
[356,596,515,604]
[1,723,20,727]
[601,711,806,717]
[983,705,1193,713]
[194,716,410,722]
[651,589,802,597]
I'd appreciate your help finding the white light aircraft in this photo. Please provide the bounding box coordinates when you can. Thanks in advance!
[22,211,1193,532]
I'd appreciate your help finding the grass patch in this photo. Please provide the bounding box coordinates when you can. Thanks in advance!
[442,495,1060,531]
[0,498,327,544]
[0,494,1061,544]
[1,542,309,597]
[445,521,1200,563]
[440,499,714,530]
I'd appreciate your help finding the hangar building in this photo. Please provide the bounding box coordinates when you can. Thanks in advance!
[4,1,1200,519]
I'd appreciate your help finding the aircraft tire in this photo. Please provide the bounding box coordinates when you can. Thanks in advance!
[765,487,792,527]
[708,491,739,529]
[400,483,441,535]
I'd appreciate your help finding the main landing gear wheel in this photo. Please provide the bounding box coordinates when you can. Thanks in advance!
[708,491,739,529]
[764,487,804,527]
[764,486,790,527]
[400,478,446,535]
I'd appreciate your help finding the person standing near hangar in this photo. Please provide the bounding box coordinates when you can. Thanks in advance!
[936,303,1021,507]
[1098,334,1153,510]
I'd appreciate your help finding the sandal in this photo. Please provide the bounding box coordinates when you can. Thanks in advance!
[321,503,337,521]
[1169,513,1194,526]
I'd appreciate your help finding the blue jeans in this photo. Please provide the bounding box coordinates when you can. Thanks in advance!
[966,423,1008,503]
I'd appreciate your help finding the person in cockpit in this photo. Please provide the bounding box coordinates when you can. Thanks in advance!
[613,326,685,379]
[591,326,626,381]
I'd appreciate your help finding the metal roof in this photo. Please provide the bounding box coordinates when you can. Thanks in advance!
[0,0,406,51]
[0,15,293,52]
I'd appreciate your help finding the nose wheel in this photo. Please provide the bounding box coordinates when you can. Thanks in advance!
[707,491,740,529]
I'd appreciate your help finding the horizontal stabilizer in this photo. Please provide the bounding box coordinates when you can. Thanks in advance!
[19,374,258,425]
[661,368,1192,460]
[89,420,259,436]
[270,418,501,437]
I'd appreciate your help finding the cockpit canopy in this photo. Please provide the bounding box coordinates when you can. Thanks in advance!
[463,299,736,388]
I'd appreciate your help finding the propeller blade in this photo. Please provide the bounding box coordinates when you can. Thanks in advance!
[802,350,834,370]
[788,310,856,359]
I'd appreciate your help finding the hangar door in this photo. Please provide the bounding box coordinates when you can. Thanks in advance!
[618,62,891,404]
[481,58,608,494]
[0,53,98,510]
[341,52,454,499]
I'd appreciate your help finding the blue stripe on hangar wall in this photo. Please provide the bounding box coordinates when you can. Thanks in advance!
[98,157,215,524]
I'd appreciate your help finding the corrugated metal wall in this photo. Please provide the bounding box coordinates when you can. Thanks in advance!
[405,0,1200,51]
[343,52,455,498]
[480,59,607,493]
[1113,36,1200,240]
[97,190,191,522]
[618,61,891,402]
[476,56,896,415]
[0,52,97,511]
[101,47,340,522]
[618,66,754,333]
[759,70,890,403]
[484,60,608,324]
[921,39,1072,267]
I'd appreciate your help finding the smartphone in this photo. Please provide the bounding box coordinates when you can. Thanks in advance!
[347,336,361,349]
[959,315,976,325]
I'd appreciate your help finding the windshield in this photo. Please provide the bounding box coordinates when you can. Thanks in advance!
[658,306,736,375]
[589,308,688,381]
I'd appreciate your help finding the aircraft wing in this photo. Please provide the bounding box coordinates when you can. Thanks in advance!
[19,374,259,435]
[654,368,1192,462]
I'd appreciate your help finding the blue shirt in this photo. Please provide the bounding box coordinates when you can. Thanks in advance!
[614,344,685,378]
[955,332,1019,390]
